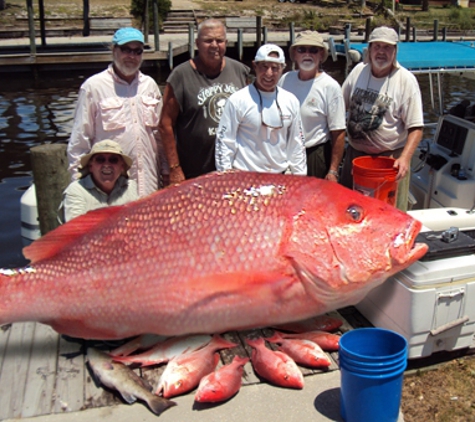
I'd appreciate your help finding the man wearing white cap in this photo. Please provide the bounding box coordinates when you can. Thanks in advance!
[61,140,139,222]
[341,26,424,211]
[67,27,167,198]
[279,30,346,181]
[216,44,306,174]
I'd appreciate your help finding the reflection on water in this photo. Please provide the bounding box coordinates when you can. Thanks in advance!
[1,68,475,268]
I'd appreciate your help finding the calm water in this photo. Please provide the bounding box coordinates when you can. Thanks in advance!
[1,67,475,268]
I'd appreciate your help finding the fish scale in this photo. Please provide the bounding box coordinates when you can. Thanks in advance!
[0,171,428,340]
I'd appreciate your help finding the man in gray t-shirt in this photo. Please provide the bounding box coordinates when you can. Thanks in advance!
[158,19,250,183]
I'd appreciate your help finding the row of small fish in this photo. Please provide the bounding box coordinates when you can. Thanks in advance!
[87,326,340,415]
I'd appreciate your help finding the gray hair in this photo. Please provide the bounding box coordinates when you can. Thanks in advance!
[197,18,227,39]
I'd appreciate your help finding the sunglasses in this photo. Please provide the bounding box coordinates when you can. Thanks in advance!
[296,46,320,54]
[93,155,121,165]
[118,45,144,56]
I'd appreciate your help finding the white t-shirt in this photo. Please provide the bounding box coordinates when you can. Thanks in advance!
[278,71,346,148]
[342,62,424,154]
[216,84,307,175]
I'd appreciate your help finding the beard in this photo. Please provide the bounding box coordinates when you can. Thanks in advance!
[298,60,318,72]
[114,60,141,78]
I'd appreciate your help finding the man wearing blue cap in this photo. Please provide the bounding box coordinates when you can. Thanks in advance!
[67,27,167,198]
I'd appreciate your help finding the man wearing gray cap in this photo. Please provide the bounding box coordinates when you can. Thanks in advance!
[341,26,423,211]
[279,30,346,181]
[216,44,306,175]
[67,27,167,198]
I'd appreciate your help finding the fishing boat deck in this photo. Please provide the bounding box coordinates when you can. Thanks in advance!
[0,308,365,421]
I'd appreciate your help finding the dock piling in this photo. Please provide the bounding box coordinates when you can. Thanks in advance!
[30,144,70,236]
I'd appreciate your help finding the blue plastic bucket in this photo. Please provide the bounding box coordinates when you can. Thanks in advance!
[339,328,408,422]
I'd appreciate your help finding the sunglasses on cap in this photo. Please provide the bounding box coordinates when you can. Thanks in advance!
[118,45,144,56]
[296,46,320,54]
[93,155,121,165]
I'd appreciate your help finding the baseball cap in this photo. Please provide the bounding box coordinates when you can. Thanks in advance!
[254,44,286,64]
[289,30,329,63]
[368,26,399,45]
[112,27,144,46]
[80,140,133,172]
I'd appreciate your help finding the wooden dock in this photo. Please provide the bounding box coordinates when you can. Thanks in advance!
[0,309,359,421]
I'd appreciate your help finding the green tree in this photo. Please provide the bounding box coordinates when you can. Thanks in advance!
[131,0,171,30]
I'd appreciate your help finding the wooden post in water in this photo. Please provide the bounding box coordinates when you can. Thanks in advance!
[405,18,411,42]
[237,28,244,61]
[256,16,262,48]
[168,42,173,70]
[144,0,149,43]
[153,0,160,52]
[364,18,371,42]
[30,144,70,236]
[289,22,295,46]
[189,23,195,58]
[26,0,36,55]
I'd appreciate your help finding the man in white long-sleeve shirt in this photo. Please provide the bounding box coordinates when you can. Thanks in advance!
[67,27,167,197]
[215,44,307,175]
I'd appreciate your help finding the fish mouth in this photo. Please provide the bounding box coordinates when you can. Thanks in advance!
[391,220,428,266]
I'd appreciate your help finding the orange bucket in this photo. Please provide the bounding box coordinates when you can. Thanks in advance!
[352,156,398,206]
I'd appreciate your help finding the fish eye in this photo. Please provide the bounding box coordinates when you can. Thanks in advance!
[346,205,363,222]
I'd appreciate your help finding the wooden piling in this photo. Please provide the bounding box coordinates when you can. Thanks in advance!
[30,144,70,236]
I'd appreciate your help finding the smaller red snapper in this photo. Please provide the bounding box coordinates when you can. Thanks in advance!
[246,337,304,389]
[272,315,343,333]
[266,333,331,369]
[155,334,237,398]
[112,334,212,367]
[194,356,250,403]
[276,330,340,351]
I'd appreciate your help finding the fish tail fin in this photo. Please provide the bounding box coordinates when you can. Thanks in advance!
[210,334,238,350]
[264,332,283,344]
[245,337,264,348]
[146,396,177,415]
[233,355,250,366]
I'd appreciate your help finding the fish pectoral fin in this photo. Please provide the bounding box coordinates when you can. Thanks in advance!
[23,205,125,263]
[119,391,138,404]
[288,256,340,303]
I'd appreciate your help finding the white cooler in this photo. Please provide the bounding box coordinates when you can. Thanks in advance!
[356,254,475,359]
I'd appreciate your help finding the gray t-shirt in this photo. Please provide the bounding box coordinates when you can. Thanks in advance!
[167,57,249,179]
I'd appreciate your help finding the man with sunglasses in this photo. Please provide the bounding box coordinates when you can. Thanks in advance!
[278,31,346,181]
[67,27,167,198]
[215,44,306,175]
[61,140,138,222]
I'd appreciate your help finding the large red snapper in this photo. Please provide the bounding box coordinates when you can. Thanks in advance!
[0,171,427,339]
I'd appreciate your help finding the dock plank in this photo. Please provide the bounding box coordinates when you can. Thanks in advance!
[53,336,86,414]
[0,324,12,375]
[0,322,35,420]
[21,323,60,418]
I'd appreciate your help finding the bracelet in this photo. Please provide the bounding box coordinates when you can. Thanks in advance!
[169,163,181,170]
[328,170,339,177]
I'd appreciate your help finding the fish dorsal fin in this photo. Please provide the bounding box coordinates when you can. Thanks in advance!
[23,206,124,263]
